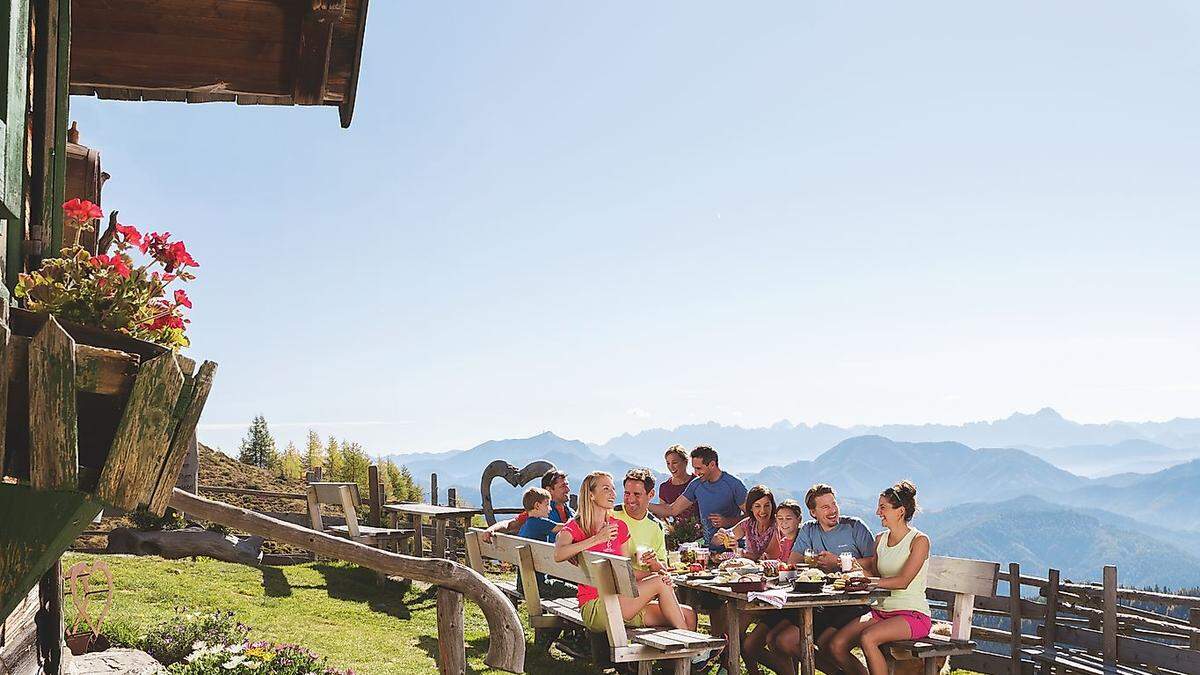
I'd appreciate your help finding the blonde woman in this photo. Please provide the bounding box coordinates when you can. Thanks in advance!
[555,471,697,635]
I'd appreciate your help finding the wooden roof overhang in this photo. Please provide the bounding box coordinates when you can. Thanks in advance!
[67,0,369,127]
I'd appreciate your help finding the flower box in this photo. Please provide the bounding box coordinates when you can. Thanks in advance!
[1,307,216,514]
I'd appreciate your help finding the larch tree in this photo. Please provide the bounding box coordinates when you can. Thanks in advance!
[304,429,324,471]
[324,436,345,481]
[279,441,303,480]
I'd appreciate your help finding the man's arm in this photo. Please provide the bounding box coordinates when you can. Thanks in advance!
[648,495,694,519]
[479,517,521,542]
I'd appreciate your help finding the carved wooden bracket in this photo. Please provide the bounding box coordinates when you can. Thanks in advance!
[479,460,557,526]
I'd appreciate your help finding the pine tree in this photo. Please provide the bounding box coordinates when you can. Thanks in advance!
[324,436,345,481]
[384,460,406,501]
[399,465,423,502]
[342,442,371,491]
[237,415,278,470]
[304,429,324,471]
[279,441,303,480]
[379,459,396,502]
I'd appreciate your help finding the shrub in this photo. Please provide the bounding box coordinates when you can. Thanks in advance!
[138,609,249,665]
[129,507,185,531]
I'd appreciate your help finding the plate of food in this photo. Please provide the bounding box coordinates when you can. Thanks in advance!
[792,567,827,593]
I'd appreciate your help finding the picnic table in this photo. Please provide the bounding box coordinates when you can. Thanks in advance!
[383,503,482,558]
[673,574,888,675]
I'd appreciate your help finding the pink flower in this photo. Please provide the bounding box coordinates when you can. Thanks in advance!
[174,289,192,308]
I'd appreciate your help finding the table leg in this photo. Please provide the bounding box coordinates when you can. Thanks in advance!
[799,607,815,675]
[389,512,398,529]
[726,602,743,674]
[433,518,447,558]
[411,515,424,557]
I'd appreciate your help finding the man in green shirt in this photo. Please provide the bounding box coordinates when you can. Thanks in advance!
[613,468,668,572]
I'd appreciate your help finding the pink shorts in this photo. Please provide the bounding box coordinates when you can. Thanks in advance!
[870,609,931,639]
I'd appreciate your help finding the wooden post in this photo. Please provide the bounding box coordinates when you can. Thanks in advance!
[1043,568,1060,651]
[306,466,323,483]
[434,518,447,559]
[1009,562,1022,675]
[1190,607,1199,650]
[431,473,439,506]
[436,586,466,675]
[1103,565,1117,665]
[447,488,458,507]
[368,465,382,528]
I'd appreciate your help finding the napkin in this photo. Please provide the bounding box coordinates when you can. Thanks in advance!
[747,587,789,608]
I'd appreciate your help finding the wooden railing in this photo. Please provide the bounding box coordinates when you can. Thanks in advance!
[947,563,1200,674]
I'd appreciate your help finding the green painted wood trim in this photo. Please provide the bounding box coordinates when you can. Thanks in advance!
[47,0,69,256]
[0,482,100,623]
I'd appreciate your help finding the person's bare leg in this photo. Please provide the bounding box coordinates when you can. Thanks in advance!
[814,627,843,675]
[752,622,797,675]
[768,623,799,675]
[828,615,873,675]
[680,604,698,631]
[857,617,912,675]
[743,622,768,675]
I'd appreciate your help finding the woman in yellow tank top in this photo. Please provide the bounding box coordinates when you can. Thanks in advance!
[828,480,931,675]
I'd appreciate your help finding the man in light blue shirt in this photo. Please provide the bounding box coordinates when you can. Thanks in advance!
[648,446,747,548]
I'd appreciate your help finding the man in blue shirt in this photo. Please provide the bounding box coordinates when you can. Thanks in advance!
[775,483,878,674]
[648,446,748,548]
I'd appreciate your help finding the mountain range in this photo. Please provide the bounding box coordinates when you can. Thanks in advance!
[384,427,1200,587]
[589,408,1200,474]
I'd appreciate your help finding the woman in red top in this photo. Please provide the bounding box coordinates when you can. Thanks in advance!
[555,471,696,634]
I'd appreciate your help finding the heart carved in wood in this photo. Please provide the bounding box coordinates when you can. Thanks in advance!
[479,459,558,525]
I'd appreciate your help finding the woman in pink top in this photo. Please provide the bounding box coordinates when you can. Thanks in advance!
[555,471,696,634]
[718,484,780,561]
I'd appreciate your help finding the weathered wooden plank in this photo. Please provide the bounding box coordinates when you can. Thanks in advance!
[1008,562,1022,675]
[94,352,184,510]
[1102,565,1117,664]
[7,335,138,395]
[0,323,10,477]
[0,482,101,623]
[28,316,77,490]
[147,360,216,514]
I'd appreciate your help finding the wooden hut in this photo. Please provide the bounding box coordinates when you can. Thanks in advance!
[0,2,372,673]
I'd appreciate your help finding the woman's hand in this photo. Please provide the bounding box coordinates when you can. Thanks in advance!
[589,521,617,546]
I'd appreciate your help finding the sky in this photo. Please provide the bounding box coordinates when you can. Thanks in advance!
[68,1,1200,457]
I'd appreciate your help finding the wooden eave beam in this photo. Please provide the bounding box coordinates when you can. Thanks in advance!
[293,0,346,106]
[339,0,369,128]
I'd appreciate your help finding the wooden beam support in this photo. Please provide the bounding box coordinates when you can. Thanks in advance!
[293,0,346,105]
[1007,562,1021,675]
[94,352,184,510]
[28,316,77,490]
[436,587,466,675]
[1103,565,1118,665]
[147,360,217,514]
[7,335,139,396]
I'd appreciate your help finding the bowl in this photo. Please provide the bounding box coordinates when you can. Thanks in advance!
[792,580,825,594]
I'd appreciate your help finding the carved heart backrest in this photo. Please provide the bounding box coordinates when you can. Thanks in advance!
[63,559,113,637]
[479,459,558,525]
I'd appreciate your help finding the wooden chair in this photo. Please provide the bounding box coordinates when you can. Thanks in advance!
[306,482,413,551]
[466,529,723,674]
[884,555,1001,675]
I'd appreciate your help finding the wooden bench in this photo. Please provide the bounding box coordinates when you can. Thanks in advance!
[466,529,724,674]
[883,555,1001,675]
[1025,646,1157,675]
[306,482,413,551]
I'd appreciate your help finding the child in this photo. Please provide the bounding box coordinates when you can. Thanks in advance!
[513,487,574,600]
[743,499,805,675]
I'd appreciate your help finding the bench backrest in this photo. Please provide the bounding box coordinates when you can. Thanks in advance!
[927,555,1000,641]
[465,529,641,648]
[306,482,363,537]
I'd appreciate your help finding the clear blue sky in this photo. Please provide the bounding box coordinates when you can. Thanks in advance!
[69,1,1200,456]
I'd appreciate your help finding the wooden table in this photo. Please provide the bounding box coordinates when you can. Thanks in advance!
[674,576,887,675]
[383,503,481,558]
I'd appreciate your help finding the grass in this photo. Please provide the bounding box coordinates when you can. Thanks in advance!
[65,553,981,675]
[64,553,599,675]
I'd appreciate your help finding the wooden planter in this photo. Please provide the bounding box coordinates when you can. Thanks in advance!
[0,308,216,621]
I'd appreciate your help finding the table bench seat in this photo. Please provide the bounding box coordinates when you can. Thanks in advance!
[327,525,413,539]
[1027,647,1155,675]
[493,579,520,600]
[888,634,977,659]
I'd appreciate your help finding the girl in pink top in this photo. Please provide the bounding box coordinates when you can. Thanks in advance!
[555,471,697,634]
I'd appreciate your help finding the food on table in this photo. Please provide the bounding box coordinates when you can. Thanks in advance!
[796,568,825,583]
[717,557,758,571]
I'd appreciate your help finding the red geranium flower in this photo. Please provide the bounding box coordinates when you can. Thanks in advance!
[90,254,131,278]
[115,223,142,247]
[174,289,192,309]
[63,198,103,223]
